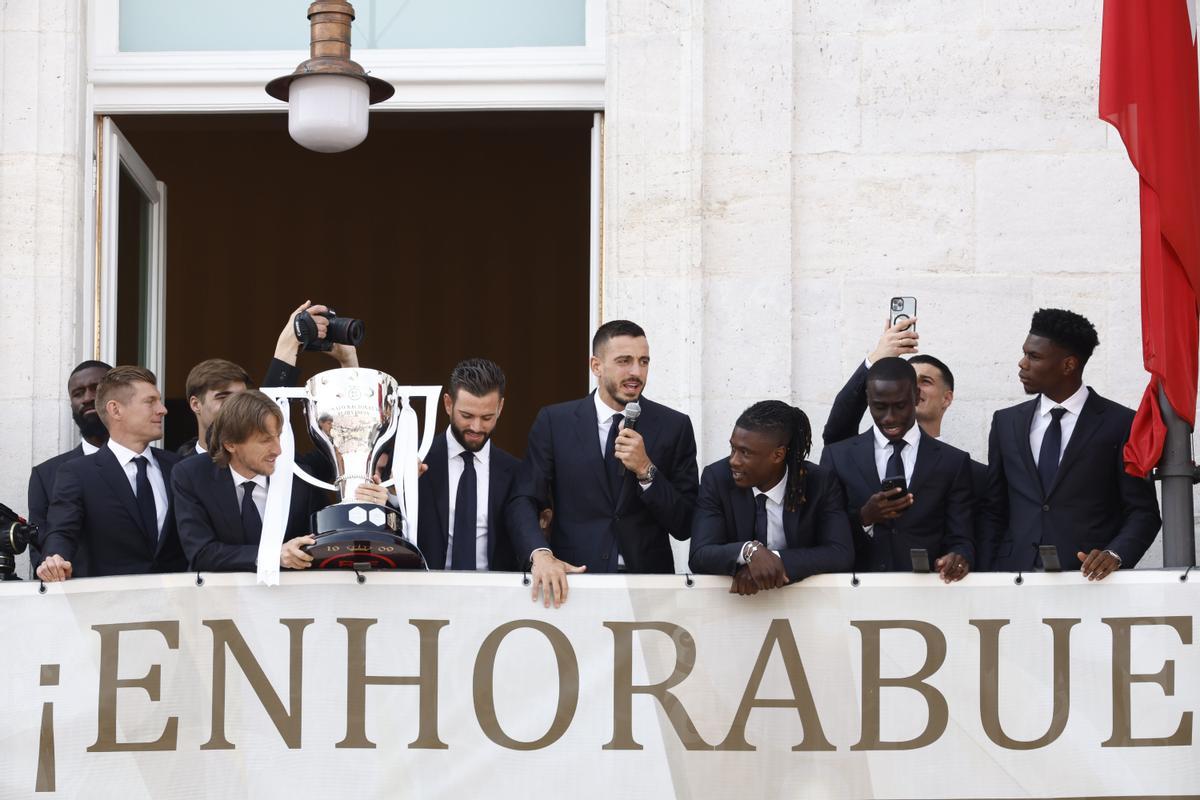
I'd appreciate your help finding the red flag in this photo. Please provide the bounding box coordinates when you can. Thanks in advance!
[1100,0,1200,477]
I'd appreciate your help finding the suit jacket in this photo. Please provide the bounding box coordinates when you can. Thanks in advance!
[981,389,1161,571]
[177,437,199,458]
[417,432,519,571]
[688,459,854,580]
[820,428,975,571]
[822,361,870,446]
[172,454,325,572]
[507,393,699,573]
[28,446,89,577]
[41,446,187,577]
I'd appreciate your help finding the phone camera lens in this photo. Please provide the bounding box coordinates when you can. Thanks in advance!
[891,298,904,311]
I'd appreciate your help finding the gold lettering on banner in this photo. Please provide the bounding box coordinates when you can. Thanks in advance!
[972,618,1079,749]
[201,618,314,750]
[88,621,180,752]
[1102,616,1194,747]
[336,618,449,749]
[716,618,834,752]
[602,622,714,751]
[850,620,947,751]
[474,620,580,750]
[36,664,60,793]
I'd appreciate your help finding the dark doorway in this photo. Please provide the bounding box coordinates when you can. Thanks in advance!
[112,112,594,457]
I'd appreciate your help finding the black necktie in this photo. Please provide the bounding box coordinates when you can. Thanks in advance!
[1038,407,1068,494]
[885,439,907,481]
[452,451,477,571]
[240,480,263,545]
[604,412,624,498]
[754,494,769,544]
[133,456,159,547]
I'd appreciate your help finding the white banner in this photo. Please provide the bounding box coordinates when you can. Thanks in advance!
[0,571,1197,799]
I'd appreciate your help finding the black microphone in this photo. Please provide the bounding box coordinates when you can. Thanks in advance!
[622,401,642,432]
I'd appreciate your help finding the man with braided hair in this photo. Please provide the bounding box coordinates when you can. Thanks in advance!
[689,400,854,594]
[980,308,1159,577]
[820,357,975,582]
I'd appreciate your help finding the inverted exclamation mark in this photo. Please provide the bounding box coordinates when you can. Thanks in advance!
[36,664,58,793]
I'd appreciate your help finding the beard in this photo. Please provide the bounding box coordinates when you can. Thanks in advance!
[73,408,108,442]
[449,421,490,453]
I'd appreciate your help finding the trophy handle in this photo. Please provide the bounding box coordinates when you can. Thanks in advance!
[291,464,339,493]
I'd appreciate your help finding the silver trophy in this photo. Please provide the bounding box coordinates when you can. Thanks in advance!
[290,368,440,570]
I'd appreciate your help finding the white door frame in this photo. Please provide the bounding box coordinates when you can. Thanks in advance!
[93,117,168,383]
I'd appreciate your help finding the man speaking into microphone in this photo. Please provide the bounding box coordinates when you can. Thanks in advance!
[508,320,699,607]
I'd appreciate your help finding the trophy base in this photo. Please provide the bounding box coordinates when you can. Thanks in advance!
[305,503,426,570]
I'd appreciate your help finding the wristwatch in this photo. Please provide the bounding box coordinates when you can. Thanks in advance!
[637,464,658,483]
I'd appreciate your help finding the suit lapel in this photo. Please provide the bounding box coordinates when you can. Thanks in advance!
[1048,389,1104,497]
[429,435,450,548]
[850,431,881,491]
[907,432,941,496]
[731,482,757,543]
[486,455,511,566]
[1011,399,1041,493]
[212,463,246,543]
[152,449,176,556]
[573,394,613,506]
[94,446,149,540]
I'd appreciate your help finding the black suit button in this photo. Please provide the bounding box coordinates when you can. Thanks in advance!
[1042,504,1050,512]
[601,552,609,561]
[614,515,620,522]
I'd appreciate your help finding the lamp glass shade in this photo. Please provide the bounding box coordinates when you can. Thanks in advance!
[287,74,370,153]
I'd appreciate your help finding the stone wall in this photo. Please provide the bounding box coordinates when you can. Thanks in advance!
[603,0,1194,568]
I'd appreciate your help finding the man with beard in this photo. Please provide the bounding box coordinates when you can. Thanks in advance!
[509,320,699,607]
[415,358,518,570]
[980,308,1160,577]
[26,360,112,577]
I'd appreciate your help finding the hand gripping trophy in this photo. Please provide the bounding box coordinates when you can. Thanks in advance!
[258,368,440,584]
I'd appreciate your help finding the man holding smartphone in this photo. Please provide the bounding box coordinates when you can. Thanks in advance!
[819,357,975,581]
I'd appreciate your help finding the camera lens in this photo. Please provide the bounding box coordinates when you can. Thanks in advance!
[328,316,365,347]
[891,298,904,311]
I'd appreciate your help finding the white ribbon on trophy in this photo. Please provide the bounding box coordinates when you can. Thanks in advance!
[258,373,440,586]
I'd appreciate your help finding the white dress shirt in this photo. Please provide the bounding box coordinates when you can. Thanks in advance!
[737,468,788,563]
[195,440,207,455]
[445,428,491,571]
[862,423,922,535]
[81,439,100,456]
[230,467,268,521]
[1029,385,1089,466]
[107,440,169,536]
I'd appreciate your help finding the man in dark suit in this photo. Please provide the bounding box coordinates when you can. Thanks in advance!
[26,360,112,576]
[689,401,854,593]
[509,320,700,607]
[176,359,251,458]
[821,357,975,582]
[981,308,1160,577]
[417,359,518,571]
[38,366,188,580]
[173,390,326,572]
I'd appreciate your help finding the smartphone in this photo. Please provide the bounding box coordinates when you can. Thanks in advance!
[910,548,931,573]
[881,475,907,496]
[890,296,917,330]
[1037,544,1062,572]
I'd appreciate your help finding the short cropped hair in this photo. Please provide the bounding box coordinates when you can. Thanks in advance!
[208,390,283,468]
[448,358,507,400]
[185,358,252,403]
[592,320,646,354]
[70,360,112,378]
[866,356,918,391]
[908,354,955,391]
[96,366,158,424]
[1029,308,1099,364]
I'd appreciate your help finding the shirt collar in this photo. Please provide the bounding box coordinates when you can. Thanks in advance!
[872,421,922,451]
[108,438,153,467]
[445,426,491,465]
[230,466,268,489]
[594,390,624,425]
[1038,385,1089,418]
[81,439,101,456]
[752,466,789,506]
[195,440,207,454]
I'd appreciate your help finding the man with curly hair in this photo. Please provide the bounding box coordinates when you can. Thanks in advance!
[980,308,1160,578]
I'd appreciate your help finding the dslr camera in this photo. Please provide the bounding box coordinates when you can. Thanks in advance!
[0,502,38,581]
[293,307,365,353]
